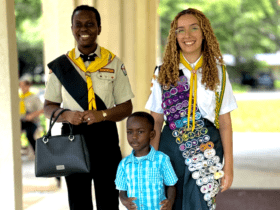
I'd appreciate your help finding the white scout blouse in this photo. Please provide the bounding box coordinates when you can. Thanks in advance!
[45,45,134,111]
[145,56,238,124]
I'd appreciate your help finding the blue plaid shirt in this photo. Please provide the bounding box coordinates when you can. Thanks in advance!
[115,146,178,210]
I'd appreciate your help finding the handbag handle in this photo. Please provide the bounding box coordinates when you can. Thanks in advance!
[49,108,61,129]
[45,109,72,138]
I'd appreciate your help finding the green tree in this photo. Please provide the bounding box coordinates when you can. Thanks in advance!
[159,0,279,77]
[15,0,43,77]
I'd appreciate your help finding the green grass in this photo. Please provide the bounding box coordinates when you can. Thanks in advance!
[231,83,251,94]
[231,99,280,132]
[275,80,280,89]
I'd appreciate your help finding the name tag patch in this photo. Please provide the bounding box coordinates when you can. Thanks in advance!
[99,68,114,73]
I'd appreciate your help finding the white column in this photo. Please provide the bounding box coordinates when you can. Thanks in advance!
[42,0,75,71]
[0,0,22,209]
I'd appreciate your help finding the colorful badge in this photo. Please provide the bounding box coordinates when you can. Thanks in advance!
[121,64,127,76]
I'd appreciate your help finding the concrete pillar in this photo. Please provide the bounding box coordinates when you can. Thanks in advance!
[0,0,22,209]
[41,0,75,67]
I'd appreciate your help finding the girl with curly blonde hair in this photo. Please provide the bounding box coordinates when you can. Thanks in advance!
[145,8,237,210]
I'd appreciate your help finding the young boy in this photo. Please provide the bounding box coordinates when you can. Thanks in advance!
[115,112,178,210]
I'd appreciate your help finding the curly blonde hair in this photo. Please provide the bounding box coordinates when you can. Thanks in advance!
[158,8,223,91]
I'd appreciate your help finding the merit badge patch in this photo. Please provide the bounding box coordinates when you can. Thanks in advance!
[121,64,127,76]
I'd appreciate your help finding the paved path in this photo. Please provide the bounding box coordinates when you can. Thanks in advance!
[22,132,280,210]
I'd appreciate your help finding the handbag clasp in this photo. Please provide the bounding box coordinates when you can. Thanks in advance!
[42,137,49,144]
[69,135,75,141]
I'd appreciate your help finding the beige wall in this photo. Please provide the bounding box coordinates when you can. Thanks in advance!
[42,0,159,157]
[0,0,22,209]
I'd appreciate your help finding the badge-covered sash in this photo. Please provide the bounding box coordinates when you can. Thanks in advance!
[161,70,226,210]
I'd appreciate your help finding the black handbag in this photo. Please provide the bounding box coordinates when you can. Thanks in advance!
[35,109,91,177]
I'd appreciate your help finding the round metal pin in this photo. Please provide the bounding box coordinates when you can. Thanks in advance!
[188,132,195,139]
[192,171,200,179]
[197,153,204,161]
[207,158,215,166]
[172,130,179,137]
[176,137,183,144]
[203,135,211,142]
[185,141,192,148]
[202,176,209,184]
[196,162,203,170]
[215,163,223,170]
[201,127,208,135]
[185,158,192,165]
[179,144,186,151]
[196,178,203,186]
[200,185,208,193]
[204,193,211,201]
[188,163,196,172]
[213,156,220,164]
[204,149,216,159]
[182,151,190,158]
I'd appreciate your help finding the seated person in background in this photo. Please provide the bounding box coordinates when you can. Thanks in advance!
[19,74,44,152]
[115,112,178,210]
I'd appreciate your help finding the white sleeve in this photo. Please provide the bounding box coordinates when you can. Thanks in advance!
[219,69,238,115]
[145,67,164,114]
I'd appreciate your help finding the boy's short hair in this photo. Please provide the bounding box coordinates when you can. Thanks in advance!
[71,5,101,27]
[127,112,155,130]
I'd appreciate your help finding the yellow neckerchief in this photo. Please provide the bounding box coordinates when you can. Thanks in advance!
[68,47,115,110]
[180,52,203,131]
[19,91,33,115]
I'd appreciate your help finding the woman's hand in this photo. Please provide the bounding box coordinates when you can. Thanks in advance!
[221,165,233,192]
[62,111,85,125]
[218,112,234,192]
[83,110,103,125]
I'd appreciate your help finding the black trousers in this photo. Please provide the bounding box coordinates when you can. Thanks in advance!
[21,120,37,151]
[62,122,122,210]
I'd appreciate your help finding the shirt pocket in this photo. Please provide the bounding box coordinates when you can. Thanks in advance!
[94,72,115,92]
[147,168,162,190]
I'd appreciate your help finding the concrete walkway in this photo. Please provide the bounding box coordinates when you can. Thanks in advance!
[22,132,280,210]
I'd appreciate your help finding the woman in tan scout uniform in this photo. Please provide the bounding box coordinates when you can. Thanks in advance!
[44,5,134,210]
[145,8,237,210]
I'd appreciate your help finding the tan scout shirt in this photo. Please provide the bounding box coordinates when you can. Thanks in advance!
[22,94,43,123]
[44,45,134,111]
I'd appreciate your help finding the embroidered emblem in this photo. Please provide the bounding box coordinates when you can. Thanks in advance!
[49,69,53,74]
[121,64,127,76]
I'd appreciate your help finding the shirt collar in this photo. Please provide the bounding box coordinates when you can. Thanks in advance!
[74,44,101,59]
[180,54,202,69]
[125,146,156,164]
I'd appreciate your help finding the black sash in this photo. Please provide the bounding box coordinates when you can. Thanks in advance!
[47,55,106,110]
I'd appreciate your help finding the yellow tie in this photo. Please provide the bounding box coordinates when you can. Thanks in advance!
[180,52,203,131]
[68,47,115,110]
[19,91,33,115]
